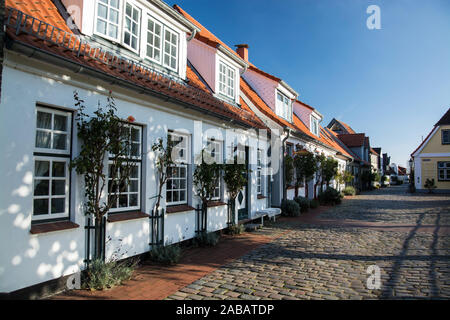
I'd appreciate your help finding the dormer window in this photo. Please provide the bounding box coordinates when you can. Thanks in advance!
[145,16,179,71]
[94,0,180,72]
[276,91,292,122]
[123,3,141,51]
[311,116,319,136]
[218,61,235,99]
[96,0,121,40]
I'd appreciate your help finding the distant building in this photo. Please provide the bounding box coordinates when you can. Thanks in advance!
[411,108,450,192]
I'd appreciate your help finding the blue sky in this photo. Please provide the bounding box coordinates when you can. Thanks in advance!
[168,0,450,167]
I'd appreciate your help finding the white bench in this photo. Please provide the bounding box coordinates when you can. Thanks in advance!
[253,208,282,224]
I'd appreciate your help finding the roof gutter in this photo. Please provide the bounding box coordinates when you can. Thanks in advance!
[6,37,256,130]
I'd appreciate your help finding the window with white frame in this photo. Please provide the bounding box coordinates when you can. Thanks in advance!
[207,139,223,200]
[257,149,262,195]
[123,2,140,51]
[438,162,450,181]
[145,16,179,71]
[33,107,72,220]
[108,125,142,212]
[96,0,121,40]
[146,17,162,63]
[218,61,235,99]
[276,91,292,122]
[310,116,319,136]
[167,132,189,205]
[163,28,178,71]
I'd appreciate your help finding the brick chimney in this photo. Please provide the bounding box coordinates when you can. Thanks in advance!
[235,44,249,62]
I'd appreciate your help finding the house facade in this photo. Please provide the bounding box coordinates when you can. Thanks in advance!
[411,108,450,192]
[0,0,384,296]
[0,0,276,294]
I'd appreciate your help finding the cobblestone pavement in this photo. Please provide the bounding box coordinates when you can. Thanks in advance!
[166,186,450,300]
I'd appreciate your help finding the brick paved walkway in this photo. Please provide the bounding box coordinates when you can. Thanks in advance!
[166,186,450,300]
[52,185,450,300]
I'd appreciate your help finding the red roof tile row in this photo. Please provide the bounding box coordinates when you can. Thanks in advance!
[5,2,266,130]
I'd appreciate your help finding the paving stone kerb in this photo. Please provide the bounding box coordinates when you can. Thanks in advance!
[167,186,450,300]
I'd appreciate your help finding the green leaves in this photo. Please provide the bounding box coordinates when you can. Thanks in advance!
[70,91,136,220]
[193,149,222,204]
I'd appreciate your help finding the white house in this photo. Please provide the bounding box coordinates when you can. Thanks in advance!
[0,0,276,296]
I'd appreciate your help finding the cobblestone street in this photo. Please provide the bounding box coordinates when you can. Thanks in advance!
[167,186,450,300]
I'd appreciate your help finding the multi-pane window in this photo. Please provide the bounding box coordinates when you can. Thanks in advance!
[310,116,319,136]
[167,132,189,205]
[108,124,142,212]
[276,91,292,122]
[207,139,223,200]
[35,107,71,154]
[146,17,162,63]
[218,61,235,99]
[163,28,178,71]
[438,162,450,181]
[442,130,450,145]
[123,2,140,51]
[108,163,141,210]
[33,107,72,220]
[257,149,262,195]
[96,0,121,40]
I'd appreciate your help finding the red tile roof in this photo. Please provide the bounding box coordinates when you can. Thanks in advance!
[5,2,266,130]
[173,5,245,64]
[337,133,366,147]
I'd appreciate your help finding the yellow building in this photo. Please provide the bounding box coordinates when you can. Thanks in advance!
[411,108,450,192]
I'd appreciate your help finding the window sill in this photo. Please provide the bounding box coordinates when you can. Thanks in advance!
[107,211,149,223]
[30,221,79,235]
[207,201,227,208]
[257,195,267,199]
[166,204,195,214]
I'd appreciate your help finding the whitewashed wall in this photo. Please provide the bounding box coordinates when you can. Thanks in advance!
[0,52,270,293]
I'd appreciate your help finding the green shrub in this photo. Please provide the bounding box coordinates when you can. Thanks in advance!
[149,244,182,265]
[194,231,220,247]
[342,186,356,196]
[293,196,310,213]
[424,178,437,193]
[318,187,343,205]
[83,258,138,290]
[227,223,245,235]
[281,199,300,217]
[309,199,319,209]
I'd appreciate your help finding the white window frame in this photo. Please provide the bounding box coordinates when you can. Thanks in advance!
[162,26,179,72]
[32,157,70,221]
[94,0,122,42]
[145,15,163,64]
[218,61,236,100]
[276,91,292,122]
[108,161,141,212]
[35,106,72,155]
[122,1,141,53]
[107,124,142,212]
[167,132,190,206]
[207,139,223,200]
[310,116,319,136]
[438,162,450,181]
[257,149,262,195]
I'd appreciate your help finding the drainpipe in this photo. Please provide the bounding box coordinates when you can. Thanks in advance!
[282,128,291,201]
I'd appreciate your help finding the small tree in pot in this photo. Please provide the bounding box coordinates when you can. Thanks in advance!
[70,91,136,260]
[223,155,248,226]
[293,151,318,198]
[193,149,222,233]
